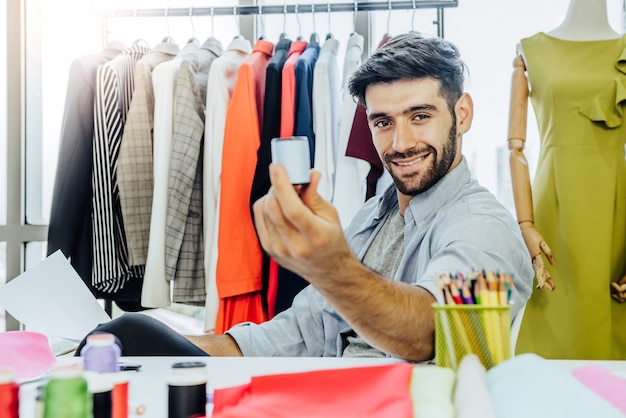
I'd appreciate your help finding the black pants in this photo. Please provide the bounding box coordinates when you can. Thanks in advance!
[74,313,209,357]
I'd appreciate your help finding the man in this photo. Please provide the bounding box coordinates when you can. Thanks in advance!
[78,33,533,361]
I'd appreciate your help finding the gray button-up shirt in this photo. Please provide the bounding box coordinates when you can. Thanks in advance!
[227,157,533,358]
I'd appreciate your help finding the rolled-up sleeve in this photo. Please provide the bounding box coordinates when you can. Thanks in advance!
[226,285,348,357]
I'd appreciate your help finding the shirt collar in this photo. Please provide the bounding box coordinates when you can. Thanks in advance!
[274,37,292,52]
[226,36,253,54]
[151,41,180,56]
[321,38,340,54]
[347,32,364,50]
[377,157,471,223]
[200,37,224,56]
[252,38,275,56]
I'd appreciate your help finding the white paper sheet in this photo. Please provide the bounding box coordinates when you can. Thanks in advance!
[0,250,111,341]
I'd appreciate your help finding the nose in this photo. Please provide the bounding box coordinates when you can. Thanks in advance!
[392,120,414,153]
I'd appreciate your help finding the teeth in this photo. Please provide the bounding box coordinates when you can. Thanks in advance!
[396,155,426,166]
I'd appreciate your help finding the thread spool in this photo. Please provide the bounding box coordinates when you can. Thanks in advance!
[44,365,90,418]
[35,384,45,418]
[81,332,121,373]
[92,387,113,418]
[271,136,311,185]
[0,370,19,418]
[112,375,130,418]
[167,361,207,418]
[85,372,116,418]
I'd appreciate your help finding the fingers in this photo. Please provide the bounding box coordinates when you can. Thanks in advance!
[268,163,337,226]
[252,194,273,253]
[532,256,555,292]
[610,281,626,303]
[252,164,313,258]
[539,241,556,265]
[252,164,343,273]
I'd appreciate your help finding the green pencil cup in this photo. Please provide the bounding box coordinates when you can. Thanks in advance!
[433,304,511,370]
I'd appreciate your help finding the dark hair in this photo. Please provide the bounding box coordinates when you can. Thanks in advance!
[348,33,467,115]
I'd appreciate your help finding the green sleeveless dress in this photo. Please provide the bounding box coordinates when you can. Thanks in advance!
[515,32,626,359]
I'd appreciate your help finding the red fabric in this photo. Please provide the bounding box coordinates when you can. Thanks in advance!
[345,104,383,199]
[212,383,251,414]
[344,36,392,200]
[216,39,274,333]
[212,362,414,418]
[215,292,267,334]
[265,40,308,318]
[266,259,280,319]
[279,40,307,138]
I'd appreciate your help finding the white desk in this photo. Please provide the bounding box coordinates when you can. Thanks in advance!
[18,356,626,418]
[19,356,400,418]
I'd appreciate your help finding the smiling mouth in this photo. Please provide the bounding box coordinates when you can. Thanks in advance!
[392,152,431,167]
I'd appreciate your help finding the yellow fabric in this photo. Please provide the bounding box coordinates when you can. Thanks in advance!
[515,32,626,360]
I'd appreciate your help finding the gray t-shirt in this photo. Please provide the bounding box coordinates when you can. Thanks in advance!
[342,207,404,358]
[226,157,533,358]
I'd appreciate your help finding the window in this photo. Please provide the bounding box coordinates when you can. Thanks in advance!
[1,0,7,331]
[0,0,6,226]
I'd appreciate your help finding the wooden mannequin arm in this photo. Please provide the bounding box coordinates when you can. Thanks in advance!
[610,272,626,303]
[507,55,556,291]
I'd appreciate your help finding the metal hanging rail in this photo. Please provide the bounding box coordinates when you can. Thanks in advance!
[104,1,458,18]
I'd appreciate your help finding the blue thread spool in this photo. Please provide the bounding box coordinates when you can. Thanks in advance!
[43,366,90,418]
[167,361,207,418]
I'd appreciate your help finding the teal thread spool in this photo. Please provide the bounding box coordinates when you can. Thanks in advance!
[44,366,90,418]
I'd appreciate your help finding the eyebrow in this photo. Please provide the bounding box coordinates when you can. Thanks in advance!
[367,104,438,122]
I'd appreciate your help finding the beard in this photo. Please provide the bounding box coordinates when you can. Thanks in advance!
[384,121,458,196]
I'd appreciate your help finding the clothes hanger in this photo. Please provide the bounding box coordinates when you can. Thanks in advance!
[325,2,333,40]
[350,1,359,36]
[295,4,303,41]
[408,0,423,37]
[233,6,244,40]
[162,8,175,44]
[278,4,289,41]
[187,7,199,45]
[257,5,265,40]
[383,0,392,38]
[309,4,319,43]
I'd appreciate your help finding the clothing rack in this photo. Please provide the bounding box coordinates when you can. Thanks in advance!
[97,0,457,317]
[104,0,458,38]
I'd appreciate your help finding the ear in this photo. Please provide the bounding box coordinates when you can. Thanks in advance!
[455,93,473,135]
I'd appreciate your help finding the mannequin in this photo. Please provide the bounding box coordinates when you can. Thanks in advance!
[510,0,626,359]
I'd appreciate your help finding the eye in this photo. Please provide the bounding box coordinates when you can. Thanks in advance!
[413,113,429,122]
[373,119,392,128]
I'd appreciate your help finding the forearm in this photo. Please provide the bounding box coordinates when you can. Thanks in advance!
[509,149,534,225]
[508,54,535,226]
[312,257,435,362]
[184,334,243,356]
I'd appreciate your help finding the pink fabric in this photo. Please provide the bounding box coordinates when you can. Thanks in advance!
[0,331,56,379]
[212,362,414,418]
[571,365,626,414]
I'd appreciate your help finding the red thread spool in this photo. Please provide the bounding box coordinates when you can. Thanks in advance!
[0,370,19,418]
[112,377,129,418]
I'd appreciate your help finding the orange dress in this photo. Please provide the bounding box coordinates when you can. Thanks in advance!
[216,39,274,333]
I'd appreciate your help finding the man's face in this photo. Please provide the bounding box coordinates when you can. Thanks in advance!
[365,78,464,202]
